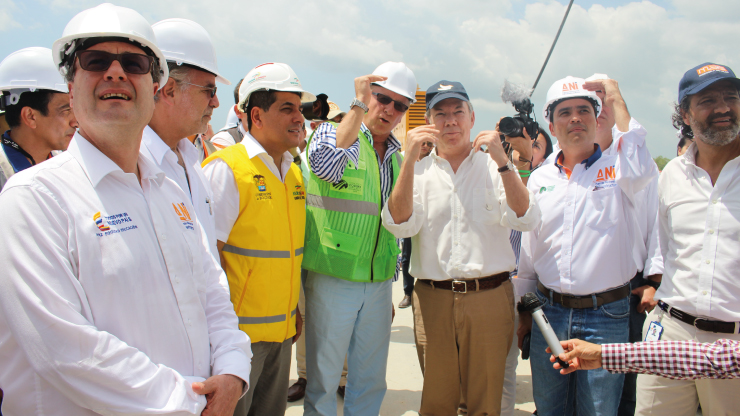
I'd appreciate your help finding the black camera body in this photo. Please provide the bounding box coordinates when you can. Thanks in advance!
[301,93,330,121]
[499,97,539,141]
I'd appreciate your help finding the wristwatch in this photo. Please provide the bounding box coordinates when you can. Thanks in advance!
[497,160,516,174]
[350,98,368,113]
[644,279,661,290]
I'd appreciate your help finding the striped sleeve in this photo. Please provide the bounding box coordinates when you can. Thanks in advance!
[308,122,361,184]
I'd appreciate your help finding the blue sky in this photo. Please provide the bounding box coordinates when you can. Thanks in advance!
[2,0,738,158]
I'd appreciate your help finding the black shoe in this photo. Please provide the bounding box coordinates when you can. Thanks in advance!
[337,385,346,399]
[398,295,412,309]
[287,378,306,402]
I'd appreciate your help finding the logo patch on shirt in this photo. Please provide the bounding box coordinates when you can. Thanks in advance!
[254,174,267,192]
[94,211,137,237]
[539,185,555,194]
[593,165,617,190]
[293,184,306,200]
[173,203,195,230]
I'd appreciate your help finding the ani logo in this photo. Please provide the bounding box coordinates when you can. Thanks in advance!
[173,202,195,230]
[93,211,110,231]
[254,174,267,192]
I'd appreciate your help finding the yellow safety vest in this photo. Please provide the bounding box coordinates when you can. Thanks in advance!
[203,144,305,343]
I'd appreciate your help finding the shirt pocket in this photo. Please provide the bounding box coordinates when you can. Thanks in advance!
[586,187,619,230]
[471,187,501,226]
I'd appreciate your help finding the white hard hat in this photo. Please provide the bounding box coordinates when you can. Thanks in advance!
[151,18,230,85]
[52,3,168,86]
[585,73,609,82]
[542,76,602,122]
[371,61,417,104]
[237,63,316,112]
[0,47,68,107]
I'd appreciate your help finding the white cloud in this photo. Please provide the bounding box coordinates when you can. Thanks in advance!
[0,0,21,31]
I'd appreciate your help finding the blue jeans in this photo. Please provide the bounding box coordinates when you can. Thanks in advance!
[618,275,648,416]
[303,271,392,416]
[531,288,629,416]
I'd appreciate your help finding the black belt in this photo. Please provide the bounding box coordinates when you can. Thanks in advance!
[658,301,739,334]
[418,272,509,293]
[537,282,630,309]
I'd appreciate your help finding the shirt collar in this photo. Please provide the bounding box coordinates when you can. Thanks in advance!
[241,130,268,159]
[142,125,199,166]
[681,141,698,167]
[359,122,403,158]
[67,132,165,188]
[555,144,602,174]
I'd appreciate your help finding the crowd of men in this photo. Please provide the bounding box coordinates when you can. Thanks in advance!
[0,3,738,416]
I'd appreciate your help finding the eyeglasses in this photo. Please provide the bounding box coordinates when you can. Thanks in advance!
[421,141,434,147]
[76,50,154,75]
[372,92,409,113]
[180,81,218,98]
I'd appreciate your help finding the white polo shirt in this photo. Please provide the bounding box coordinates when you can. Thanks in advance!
[656,142,740,322]
[518,118,658,296]
[141,126,219,262]
[0,134,251,415]
[381,150,540,281]
[202,130,294,243]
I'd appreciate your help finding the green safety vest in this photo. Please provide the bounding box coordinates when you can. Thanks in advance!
[303,125,402,283]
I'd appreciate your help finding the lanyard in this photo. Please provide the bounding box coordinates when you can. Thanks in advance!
[1,134,35,165]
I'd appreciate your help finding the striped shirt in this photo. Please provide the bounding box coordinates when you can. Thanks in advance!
[603,339,740,380]
[308,121,402,207]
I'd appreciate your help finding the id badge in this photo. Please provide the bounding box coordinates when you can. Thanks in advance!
[644,321,664,342]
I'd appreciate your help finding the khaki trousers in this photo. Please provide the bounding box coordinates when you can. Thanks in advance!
[296,282,348,385]
[635,307,740,416]
[413,279,515,416]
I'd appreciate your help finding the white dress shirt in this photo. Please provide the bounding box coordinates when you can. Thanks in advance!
[381,150,540,281]
[210,121,243,149]
[0,134,251,415]
[656,142,740,322]
[602,129,663,277]
[141,126,219,263]
[518,118,658,296]
[202,130,295,243]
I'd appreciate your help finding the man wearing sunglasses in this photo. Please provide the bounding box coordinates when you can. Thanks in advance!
[302,61,416,416]
[141,18,229,262]
[0,4,251,415]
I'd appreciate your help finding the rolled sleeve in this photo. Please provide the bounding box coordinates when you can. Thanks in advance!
[202,158,240,242]
[603,343,628,374]
[498,182,541,232]
[381,193,425,238]
[614,118,658,203]
[308,122,360,184]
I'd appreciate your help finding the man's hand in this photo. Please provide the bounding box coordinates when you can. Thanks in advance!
[473,130,509,168]
[405,125,439,163]
[192,374,244,416]
[517,311,533,350]
[631,285,658,314]
[547,339,603,375]
[354,74,387,107]
[497,117,533,167]
[583,78,624,110]
[293,307,303,344]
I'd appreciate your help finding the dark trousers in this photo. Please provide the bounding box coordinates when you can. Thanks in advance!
[402,238,413,296]
[618,273,648,416]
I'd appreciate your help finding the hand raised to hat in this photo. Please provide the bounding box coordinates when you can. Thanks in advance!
[355,74,387,107]
[405,125,439,163]
[583,78,624,110]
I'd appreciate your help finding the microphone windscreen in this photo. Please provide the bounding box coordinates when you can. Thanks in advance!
[520,292,542,312]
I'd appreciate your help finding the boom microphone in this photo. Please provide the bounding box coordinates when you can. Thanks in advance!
[520,292,569,369]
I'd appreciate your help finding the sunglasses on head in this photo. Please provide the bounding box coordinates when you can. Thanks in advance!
[372,92,409,113]
[76,50,154,75]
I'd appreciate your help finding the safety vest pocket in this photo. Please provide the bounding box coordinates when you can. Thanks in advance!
[320,227,361,255]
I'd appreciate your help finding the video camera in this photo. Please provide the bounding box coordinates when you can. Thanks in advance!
[301,93,330,121]
[499,80,540,141]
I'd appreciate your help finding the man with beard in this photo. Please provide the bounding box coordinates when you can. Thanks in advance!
[635,63,740,416]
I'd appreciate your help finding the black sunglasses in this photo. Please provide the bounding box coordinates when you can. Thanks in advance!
[76,50,154,75]
[372,92,409,113]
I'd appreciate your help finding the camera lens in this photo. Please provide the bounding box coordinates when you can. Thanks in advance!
[499,116,524,138]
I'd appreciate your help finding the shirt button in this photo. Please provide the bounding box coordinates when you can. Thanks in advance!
[161,234,167,240]
[702,291,708,295]
[709,229,715,234]
[567,202,572,206]
[706,259,711,264]
[713,200,718,204]
[485,204,493,211]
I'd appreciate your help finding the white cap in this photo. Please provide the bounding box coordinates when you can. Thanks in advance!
[0,47,68,107]
[542,76,602,122]
[52,3,168,86]
[327,100,345,119]
[237,63,316,111]
[371,61,417,103]
[151,18,230,85]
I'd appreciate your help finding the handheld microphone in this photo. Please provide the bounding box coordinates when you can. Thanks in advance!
[520,292,569,369]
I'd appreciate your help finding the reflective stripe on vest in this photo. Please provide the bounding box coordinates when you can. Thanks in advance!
[306,193,379,216]
[238,308,297,325]
[223,244,304,259]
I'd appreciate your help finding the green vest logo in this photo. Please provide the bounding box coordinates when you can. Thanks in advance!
[331,177,363,196]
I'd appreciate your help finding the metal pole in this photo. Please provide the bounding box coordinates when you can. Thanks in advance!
[531,0,576,94]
